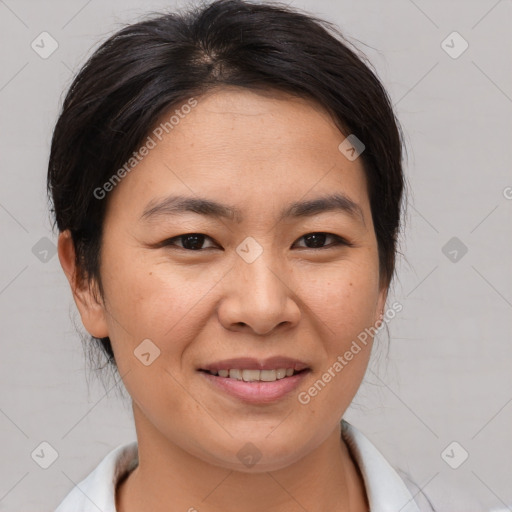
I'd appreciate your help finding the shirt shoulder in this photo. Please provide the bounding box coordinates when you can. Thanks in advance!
[341,420,426,512]
[54,441,138,512]
[341,421,512,512]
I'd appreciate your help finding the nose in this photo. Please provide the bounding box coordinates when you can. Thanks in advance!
[217,250,301,336]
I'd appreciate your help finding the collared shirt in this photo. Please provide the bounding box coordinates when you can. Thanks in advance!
[55,420,426,511]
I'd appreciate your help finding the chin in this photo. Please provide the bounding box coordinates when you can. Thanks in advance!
[196,434,312,474]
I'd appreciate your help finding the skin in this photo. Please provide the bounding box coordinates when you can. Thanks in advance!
[58,86,388,511]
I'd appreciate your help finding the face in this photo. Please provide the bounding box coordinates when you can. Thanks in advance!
[62,86,387,472]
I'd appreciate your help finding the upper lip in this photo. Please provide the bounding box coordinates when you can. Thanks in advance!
[200,357,310,372]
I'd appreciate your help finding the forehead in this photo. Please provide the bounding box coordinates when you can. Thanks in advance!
[159,87,348,162]
[105,86,370,222]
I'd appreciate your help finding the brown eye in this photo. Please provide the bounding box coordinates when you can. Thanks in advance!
[293,232,351,249]
[164,233,218,251]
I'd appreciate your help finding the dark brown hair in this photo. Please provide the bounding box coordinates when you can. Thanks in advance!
[48,0,407,373]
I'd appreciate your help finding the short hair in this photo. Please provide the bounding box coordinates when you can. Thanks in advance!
[48,0,406,374]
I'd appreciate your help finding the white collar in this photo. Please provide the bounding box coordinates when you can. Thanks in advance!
[341,421,421,512]
[55,421,421,511]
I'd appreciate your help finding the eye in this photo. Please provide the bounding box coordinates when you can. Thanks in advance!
[293,232,352,249]
[159,232,351,252]
[162,233,219,251]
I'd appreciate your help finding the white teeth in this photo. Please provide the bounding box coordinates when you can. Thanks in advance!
[211,368,297,381]
[242,369,261,382]
[260,370,276,381]
[229,369,242,380]
[276,369,287,379]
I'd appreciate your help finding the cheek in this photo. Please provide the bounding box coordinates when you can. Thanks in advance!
[296,269,380,421]
[300,257,381,336]
[100,250,223,358]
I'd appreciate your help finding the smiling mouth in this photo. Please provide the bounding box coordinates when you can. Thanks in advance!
[199,368,307,382]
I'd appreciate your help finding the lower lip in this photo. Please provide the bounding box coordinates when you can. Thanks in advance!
[200,371,309,404]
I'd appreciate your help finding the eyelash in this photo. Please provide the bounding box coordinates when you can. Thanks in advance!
[160,232,353,251]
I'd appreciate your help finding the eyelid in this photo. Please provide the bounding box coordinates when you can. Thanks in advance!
[292,233,353,249]
[157,232,353,251]
[160,233,219,250]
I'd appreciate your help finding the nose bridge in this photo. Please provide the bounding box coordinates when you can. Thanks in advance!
[235,241,287,306]
[218,238,300,335]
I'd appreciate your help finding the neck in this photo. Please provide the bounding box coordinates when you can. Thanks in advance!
[116,405,368,512]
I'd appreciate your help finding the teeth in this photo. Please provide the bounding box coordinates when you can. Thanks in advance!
[210,368,298,381]
[242,369,260,382]
[260,370,276,381]
[276,369,287,379]
[229,369,242,380]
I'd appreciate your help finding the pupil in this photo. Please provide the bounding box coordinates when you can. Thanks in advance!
[305,233,326,248]
[183,234,204,250]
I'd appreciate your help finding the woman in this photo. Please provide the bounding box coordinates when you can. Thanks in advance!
[49,0,431,510]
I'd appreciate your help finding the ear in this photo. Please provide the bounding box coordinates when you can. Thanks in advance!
[58,230,109,339]
[374,284,389,327]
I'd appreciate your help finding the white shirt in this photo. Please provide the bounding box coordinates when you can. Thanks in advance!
[55,420,426,511]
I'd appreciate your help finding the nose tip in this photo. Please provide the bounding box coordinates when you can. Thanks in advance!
[233,319,292,336]
[217,256,301,336]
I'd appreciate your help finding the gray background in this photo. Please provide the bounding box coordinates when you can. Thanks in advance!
[0,0,511,510]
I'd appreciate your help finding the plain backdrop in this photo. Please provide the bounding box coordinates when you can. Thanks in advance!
[0,0,511,510]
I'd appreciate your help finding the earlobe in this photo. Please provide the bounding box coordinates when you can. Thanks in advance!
[57,230,109,339]
[375,286,388,327]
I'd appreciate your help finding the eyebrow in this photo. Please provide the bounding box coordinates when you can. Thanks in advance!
[140,193,365,225]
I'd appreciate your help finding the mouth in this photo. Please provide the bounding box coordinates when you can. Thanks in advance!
[197,357,311,403]
[199,368,306,382]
